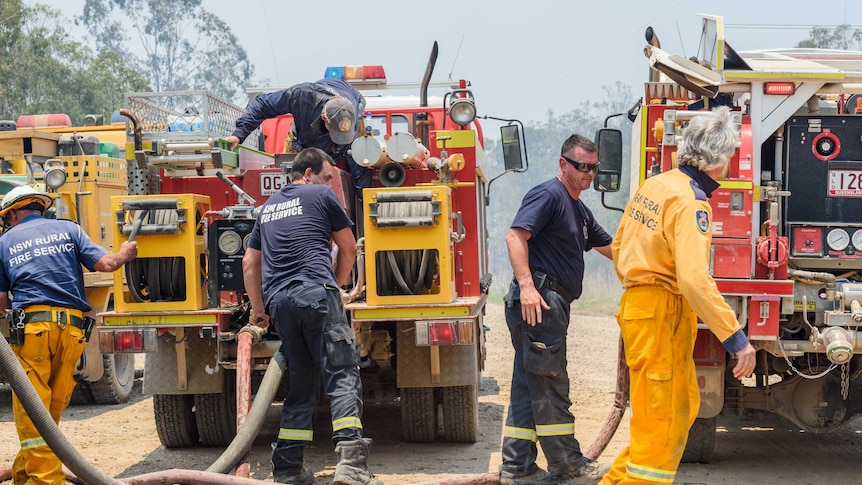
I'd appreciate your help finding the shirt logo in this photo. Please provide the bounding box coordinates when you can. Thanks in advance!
[695,209,710,233]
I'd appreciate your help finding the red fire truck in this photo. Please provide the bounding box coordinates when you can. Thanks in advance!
[595,14,862,463]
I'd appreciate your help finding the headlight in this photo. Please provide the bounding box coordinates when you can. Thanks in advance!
[448,89,476,127]
[43,159,67,189]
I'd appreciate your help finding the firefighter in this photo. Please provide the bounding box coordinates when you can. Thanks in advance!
[601,106,756,484]
[500,134,613,485]
[225,78,373,194]
[0,185,137,485]
[242,148,379,485]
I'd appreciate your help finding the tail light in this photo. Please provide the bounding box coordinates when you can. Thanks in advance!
[415,320,474,346]
[99,328,158,353]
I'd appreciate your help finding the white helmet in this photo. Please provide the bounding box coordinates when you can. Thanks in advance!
[0,185,53,217]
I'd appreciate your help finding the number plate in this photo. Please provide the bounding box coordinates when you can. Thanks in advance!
[259,173,288,196]
[828,170,862,197]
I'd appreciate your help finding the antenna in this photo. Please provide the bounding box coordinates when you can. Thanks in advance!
[676,21,686,57]
[448,34,466,80]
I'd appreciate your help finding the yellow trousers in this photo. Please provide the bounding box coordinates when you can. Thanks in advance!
[600,286,699,484]
[11,319,86,485]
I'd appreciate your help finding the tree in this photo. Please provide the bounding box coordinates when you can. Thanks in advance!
[797,25,862,50]
[0,0,149,122]
[80,0,255,103]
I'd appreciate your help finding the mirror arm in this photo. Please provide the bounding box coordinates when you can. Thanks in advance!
[482,116,529,205]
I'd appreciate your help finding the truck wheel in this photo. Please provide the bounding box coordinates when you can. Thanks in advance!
[194,371,237,447]
[681,416,716,463]
[89,354,136,404]
[401,387,437,442]
[441,385,478,442]
[153,394,199,448]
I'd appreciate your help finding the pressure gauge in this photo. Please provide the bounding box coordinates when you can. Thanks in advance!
[243,233,253,251]
[826,228,850,251]
[218,230,242,256]
[852,230,862,251]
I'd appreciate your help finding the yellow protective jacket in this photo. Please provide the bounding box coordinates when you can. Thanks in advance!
[612,168,745,349]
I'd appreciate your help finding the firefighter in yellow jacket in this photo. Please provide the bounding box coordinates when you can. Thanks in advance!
[600,106,756,484]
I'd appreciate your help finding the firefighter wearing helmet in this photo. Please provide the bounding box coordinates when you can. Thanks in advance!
[0,185,138,484]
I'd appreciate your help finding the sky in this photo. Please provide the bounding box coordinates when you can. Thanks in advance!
[32,0,862,125]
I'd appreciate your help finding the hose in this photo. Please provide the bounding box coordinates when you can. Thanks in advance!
[585,336,629,460]
[0,332,126,485]
[206,349,286,474]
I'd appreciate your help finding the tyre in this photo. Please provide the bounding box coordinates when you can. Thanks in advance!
[681,416,716,464]
[89,353,136,404]
[401,387,437,442]
[194,370,237,447]
[153,394,198,448]
[441,385,478,443]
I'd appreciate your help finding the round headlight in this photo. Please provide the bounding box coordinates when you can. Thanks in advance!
[449,98,476,126]
[43,160,68,189]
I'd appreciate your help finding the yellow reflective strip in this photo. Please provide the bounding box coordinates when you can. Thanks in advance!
[717,180,752,190]
[20,437,47,450]
[278,428,313,441]
[502,426,538,442]
[535,422,575,437]
[626,461,676,483]
[332,416,363,431]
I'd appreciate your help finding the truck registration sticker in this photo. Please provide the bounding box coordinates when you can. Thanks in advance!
[260,173,288,196]
[828,170,862,197]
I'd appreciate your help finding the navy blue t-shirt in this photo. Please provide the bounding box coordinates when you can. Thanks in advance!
[0,215,108,311]
[248,183,354,307]
[510,178,612,300]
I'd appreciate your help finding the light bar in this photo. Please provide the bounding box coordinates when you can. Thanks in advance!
[324,65,387,84]
[764,82,796,95]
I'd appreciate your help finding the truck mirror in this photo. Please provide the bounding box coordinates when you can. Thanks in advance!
[501,124,524,171]
[594,128,622,193]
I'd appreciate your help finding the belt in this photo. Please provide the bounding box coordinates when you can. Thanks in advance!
[22,305,85,330]
[518,272,576,303]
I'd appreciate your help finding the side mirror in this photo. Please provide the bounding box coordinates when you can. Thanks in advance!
[594,128,622,193]
[501,124,525,172]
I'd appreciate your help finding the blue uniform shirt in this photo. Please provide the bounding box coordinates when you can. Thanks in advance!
[0,215,108,311]
[247,183,353,307]
[510,178,612,300]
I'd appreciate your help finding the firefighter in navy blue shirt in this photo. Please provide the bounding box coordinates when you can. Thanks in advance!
[225,78,372,193]
[242,148,379,485]
[500,134,613,485]
[0,185,137,485]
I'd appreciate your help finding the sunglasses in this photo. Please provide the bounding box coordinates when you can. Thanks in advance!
[561,155,601,173]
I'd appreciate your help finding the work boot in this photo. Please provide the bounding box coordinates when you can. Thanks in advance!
[550,459,610,485]
[332,438,382,485]
[272,466,314,485]
[499,465,551,485]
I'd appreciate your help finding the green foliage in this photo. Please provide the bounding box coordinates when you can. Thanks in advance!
[0,1,149,122]
[484,82,636,302]
[796,25,862,50]
[80,0,255,103]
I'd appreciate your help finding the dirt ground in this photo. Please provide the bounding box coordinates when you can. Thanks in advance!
[2,302,862,484]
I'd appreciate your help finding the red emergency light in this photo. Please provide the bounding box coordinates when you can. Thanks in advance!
[764,82,796,95]
[324,65,387,84]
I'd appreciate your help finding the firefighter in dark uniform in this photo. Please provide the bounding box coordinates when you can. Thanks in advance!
[500,134,613,485]
[0,185,137,485]
[242,148,379,485]
[600,106,755,484]
[225,78,372,193]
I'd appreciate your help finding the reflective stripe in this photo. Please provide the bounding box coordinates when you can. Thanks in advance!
[502,426,538,442]
[20,436,47,450]
[278,428,313,441]
[626,461,676,483]
[535,422,575,437]
[332,416,363,431]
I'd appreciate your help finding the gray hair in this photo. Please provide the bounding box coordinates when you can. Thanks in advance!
[677,106,739,171]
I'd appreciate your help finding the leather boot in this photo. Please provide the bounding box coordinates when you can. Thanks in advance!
[333,438,382,485]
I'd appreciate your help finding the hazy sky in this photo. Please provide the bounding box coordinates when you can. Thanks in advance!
[34,0,859,124]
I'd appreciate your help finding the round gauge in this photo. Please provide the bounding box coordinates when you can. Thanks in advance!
[852,230,862,251]
[218,230,242,255]
[826,228,850,251]
[243,233,253,251]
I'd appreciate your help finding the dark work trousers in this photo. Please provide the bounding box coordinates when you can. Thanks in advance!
[501,280,588,476]
[268,282,364,473]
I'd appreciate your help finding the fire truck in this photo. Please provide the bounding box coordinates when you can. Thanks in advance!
[0,115,137,404]
[595,14,862,463]
[95,44,527,447]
